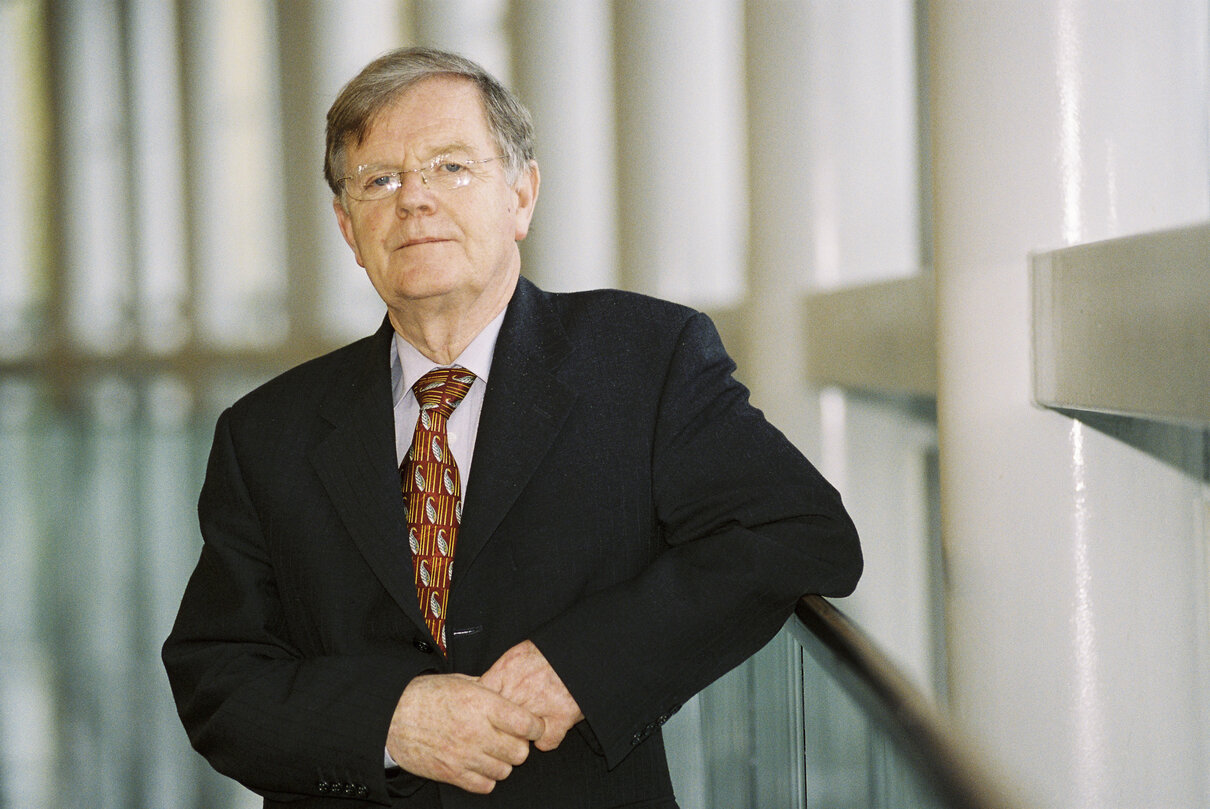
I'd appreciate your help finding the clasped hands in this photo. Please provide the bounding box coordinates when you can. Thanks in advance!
[386,640,584,794]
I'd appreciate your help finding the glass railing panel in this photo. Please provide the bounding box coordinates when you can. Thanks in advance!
[794,596,1022,809]
[801,656,872,808]
[0,374,265,808]
[866,728,944,808]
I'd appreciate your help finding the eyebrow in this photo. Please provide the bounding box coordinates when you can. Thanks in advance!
[360,142,478,169]
[427,142,476,158]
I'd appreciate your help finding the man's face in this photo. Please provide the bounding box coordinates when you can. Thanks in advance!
[333,76,538,320]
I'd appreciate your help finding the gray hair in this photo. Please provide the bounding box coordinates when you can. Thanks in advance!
[324,46,535,197]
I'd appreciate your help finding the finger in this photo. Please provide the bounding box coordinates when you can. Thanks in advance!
[478,667,503,693]
[487,697,545,741]
[485,732,533,767]
[533,714,575,752]
[468,751,514,783]
[386,675,529,788]
[481,640,538,690]
[452,769,500,795]
[484,658,560,714]
[479,655,527,700]
[534,729,566,752]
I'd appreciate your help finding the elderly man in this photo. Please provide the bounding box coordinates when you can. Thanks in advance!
[163,47,861,809]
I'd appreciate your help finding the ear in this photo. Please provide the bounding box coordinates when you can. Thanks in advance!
[332,195,366,268]
[511,160,540,241]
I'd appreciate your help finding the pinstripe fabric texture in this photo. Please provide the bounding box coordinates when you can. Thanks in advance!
[400,367,476,652]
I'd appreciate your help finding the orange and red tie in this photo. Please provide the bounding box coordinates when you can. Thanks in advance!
[400,367,476,653]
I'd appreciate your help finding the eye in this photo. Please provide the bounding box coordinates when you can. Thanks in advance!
[366,171,399,189]
[352,166,397,188]
[436,160,469,175]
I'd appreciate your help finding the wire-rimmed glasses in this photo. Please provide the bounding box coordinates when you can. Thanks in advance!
[339,154,505,201]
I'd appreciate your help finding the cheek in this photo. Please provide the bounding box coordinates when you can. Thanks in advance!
[347,231,368,267]
[352,217,392,260]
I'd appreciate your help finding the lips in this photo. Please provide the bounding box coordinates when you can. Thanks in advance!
[400,236,450,248]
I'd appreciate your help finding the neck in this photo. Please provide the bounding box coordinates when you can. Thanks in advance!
[388,274,517,365]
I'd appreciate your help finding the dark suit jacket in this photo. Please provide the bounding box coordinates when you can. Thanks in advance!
[163,277,861,808]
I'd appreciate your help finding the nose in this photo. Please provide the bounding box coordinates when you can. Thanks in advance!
[394,168,436,216]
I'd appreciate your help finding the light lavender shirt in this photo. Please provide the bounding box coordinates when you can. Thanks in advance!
[390,307,506,487]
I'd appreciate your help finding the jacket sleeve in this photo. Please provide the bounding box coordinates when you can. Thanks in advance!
[161,411,428,805]
[529,311,862,768]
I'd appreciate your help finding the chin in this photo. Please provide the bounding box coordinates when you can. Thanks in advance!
[378,265,462,299]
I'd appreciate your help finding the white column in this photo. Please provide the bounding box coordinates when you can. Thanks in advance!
[788,0,940,700]
[59,0,133,353]
[313,0,406,341]
[510,0,618,292]
[129,0,190,352]
[0,1,44,358]
[187,0,288,348]
[929,3,1210,807]
[614,0,746,308]
[413,0,510,83]
[744,2,817,447]
[802,0,921,291]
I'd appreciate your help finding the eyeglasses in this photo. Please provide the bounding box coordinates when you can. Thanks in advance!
[339,155,506,201]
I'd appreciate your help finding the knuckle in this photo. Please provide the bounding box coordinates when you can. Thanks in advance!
[509,743,530,766]
[462,776,495,795]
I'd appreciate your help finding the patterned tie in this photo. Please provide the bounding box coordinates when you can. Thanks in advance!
[400,367,476,653]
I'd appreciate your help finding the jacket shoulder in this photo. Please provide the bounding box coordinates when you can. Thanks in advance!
[550,286,695,318]
[541,286,702,341]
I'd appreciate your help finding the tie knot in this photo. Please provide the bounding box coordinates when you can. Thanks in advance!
[413,367,476,419]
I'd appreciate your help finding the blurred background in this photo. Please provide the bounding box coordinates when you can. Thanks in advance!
[1,1,1208,808]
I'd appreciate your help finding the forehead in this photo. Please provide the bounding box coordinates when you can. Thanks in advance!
[355,76,494,161]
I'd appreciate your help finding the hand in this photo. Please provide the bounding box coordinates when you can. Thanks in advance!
[480,640,584,752]
[386,673,544,794]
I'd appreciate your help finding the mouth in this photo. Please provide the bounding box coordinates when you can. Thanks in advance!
[399,236,450,249]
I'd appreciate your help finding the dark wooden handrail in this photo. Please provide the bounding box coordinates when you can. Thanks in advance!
[793,595,1024,809]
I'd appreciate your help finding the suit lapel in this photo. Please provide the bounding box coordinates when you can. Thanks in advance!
[309,318,430,631]
[454,278,576,585]
[306,280,576,621]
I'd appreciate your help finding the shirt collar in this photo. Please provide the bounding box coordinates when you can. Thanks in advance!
[390,308,507,405]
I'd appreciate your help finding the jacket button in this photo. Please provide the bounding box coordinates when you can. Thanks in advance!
[413,639,434,654]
